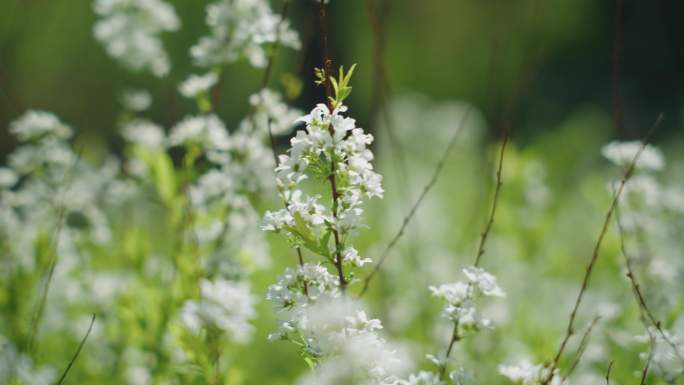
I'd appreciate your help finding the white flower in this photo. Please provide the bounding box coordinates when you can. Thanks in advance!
[121,119,165,148]
[0,168,18,189]
[191,0,300,68]
[180,279,257,343]
[341,246,372,267]
[394,371,445,385]
[248,88,302,136]
[168,114,230,149]
[499,361,562,385]
[601,140,664,171]
[462,266,505,297]
[93,0,180,77]
[178,72,219,98]
[429,282,470,306]
[120,88,152,111]
[10,110,72,141]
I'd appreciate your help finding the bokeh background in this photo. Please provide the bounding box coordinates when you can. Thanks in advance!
[2,0,684,155]
[2,1,684,384]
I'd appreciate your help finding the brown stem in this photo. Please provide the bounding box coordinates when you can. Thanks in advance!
[566,316,601,378]
[439,323,461,380]
[316,0,347,291]
[473,131,509,267]
[640,333,655,385]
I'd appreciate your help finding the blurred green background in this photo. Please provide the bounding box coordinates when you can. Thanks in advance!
[1,0,683,155]
[2,1,684,384]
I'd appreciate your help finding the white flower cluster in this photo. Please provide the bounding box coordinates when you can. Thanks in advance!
[168,114,230,149]
[262,76,395,382]
[191,0,300,68]
[266,263,339,313]
[93,0,180,77]
[292,298,408,385]
[636,327,684,380]
[263,103,383,243]
[499,360,563,385]
[178,72,219,99]
[120,88,152,112]
[248,88,303,136]
[601,140,664,171]
[392,371,444,385]
[122,119,165,148]
[180,279,257,343]
[429,266,505,333]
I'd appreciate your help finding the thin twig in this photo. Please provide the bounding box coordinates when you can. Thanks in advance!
[55,314,96,385]
[358,107,472,296]
[473,128,509,267]
[639,332,655,385]
[316,0,347,292]
[566,316,601,378]
[439,322,460,380]
[615,205,684,364]
[540,115,663,385]
[605,360,614,385]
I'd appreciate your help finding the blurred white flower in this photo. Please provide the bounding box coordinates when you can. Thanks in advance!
[191,0,300,68]
[602,140,664,171]
[93,0,180,76]
[120,88,152,111]
[179,72,219,98]
[122,119,165,148]
[180,279,257,343]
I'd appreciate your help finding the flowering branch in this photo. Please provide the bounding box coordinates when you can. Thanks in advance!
[316,0,349,291]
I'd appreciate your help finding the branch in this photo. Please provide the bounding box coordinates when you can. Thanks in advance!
[639,332,655,385]
[605,360,614,385]
[55,314,96,385]
[473,126,509,267]
[566,316,601,378]
[316,0,347,292]
[540,115,663,385]
[615,205,684,364]
[358,107,472,296]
